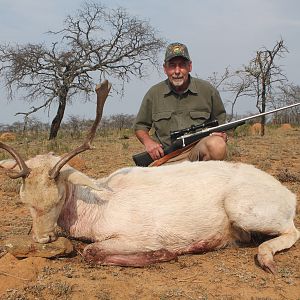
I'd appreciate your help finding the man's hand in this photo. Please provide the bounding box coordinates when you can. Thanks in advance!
[144,139,164,161]
[135,130,164,160]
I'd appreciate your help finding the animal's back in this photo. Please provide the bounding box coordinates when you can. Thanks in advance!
[104,160,234,214]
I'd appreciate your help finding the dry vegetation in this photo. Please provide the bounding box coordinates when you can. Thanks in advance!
[0,125,299,300]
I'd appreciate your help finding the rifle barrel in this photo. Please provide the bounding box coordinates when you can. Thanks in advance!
[178,102,300,140]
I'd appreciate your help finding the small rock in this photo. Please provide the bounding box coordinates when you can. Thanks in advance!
[1,235,73,258]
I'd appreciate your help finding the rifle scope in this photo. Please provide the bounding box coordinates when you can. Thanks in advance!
[170,119,219,141]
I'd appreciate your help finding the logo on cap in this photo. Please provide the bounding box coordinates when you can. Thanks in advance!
[172,45,185,55]
[165,43,191,62]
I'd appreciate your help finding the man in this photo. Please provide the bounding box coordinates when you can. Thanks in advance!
[133,42,227,165]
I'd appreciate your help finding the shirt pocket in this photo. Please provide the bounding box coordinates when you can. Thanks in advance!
[152,111,173,140]
[153,111,173,122]
[189,111,210,123]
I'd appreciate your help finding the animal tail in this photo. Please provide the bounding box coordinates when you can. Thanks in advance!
[257,223,300,274]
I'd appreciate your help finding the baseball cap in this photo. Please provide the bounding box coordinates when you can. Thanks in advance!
[164,42,191,62]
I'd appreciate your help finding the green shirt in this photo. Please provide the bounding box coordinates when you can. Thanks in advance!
[133,76,226,147]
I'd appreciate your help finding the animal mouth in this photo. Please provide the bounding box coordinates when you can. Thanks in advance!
[33,232,57,244]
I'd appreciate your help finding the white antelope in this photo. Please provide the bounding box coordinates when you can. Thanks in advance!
[0,80,299,274]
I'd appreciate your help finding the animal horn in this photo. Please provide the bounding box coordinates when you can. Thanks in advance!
[0,142,31,179]
[48,80,111,179]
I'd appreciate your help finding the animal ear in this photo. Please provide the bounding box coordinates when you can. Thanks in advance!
[60,168,102,191]
[0,159,18,170]
[0,142,31,179]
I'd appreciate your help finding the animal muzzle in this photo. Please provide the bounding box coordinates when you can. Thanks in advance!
[32,231,57,244]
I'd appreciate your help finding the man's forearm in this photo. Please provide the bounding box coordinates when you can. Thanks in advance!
[135,129,152,145]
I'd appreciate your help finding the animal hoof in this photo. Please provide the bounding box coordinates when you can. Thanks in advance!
[83,248,96,260]
[257,254,276,274]
[83,245,106,264]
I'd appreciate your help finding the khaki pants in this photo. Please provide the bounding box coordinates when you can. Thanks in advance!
[151,134,227,166]
[150,140,203,166]
[162,140,203,165]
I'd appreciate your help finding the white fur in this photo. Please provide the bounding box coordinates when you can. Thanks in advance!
[2,155,299,272]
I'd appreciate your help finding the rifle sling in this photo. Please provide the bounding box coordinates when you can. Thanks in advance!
[151,140,199,167]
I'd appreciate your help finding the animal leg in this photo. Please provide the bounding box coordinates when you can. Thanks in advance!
[83,242,177,267]
[230,223,252,244]
[257,225,300,274]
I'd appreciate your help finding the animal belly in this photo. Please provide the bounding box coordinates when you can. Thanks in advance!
[83,234,230,267]
[176,235,229,255]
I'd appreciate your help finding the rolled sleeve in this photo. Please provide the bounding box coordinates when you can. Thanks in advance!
[133,91,153,132]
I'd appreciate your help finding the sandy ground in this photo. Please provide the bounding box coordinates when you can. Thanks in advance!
[0,126,299,300]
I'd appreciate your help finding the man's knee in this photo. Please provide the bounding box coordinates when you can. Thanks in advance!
[189,136,227,161]
[206,137,227,160]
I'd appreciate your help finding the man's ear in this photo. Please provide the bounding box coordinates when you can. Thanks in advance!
[189,61,192,72]
[163,63,167,75]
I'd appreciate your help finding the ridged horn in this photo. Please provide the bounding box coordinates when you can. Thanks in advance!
[48,80,111,179]
[0,142,31,179]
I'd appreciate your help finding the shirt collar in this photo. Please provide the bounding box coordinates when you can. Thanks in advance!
[163,75,198,96]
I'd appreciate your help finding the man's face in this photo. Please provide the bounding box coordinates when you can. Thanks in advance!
[163,57,192,91]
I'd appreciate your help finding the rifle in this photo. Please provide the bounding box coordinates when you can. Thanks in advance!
[132,102,300,167]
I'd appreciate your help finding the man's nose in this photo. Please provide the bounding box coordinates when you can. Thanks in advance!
[174,65,181,73]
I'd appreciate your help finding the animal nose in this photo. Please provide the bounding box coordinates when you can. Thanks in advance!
[33,232,57,244]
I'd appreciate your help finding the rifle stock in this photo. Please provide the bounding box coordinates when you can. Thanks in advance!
[132,141,182,167]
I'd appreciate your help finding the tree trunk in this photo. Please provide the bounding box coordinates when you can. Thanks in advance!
[260,79,266,136]
[49,95,67,140]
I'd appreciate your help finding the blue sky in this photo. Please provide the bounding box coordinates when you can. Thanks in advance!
[0,0,299,124]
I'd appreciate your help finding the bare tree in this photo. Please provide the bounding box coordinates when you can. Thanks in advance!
[241,39,288,135]
[206,67,231,89]
[63,115,85,138]
[109,113,135,130]
[205,67,255,121]
[279,83,300,104]
[0,2,165,139]
[225,73,254,121]
[272,84,300,124]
